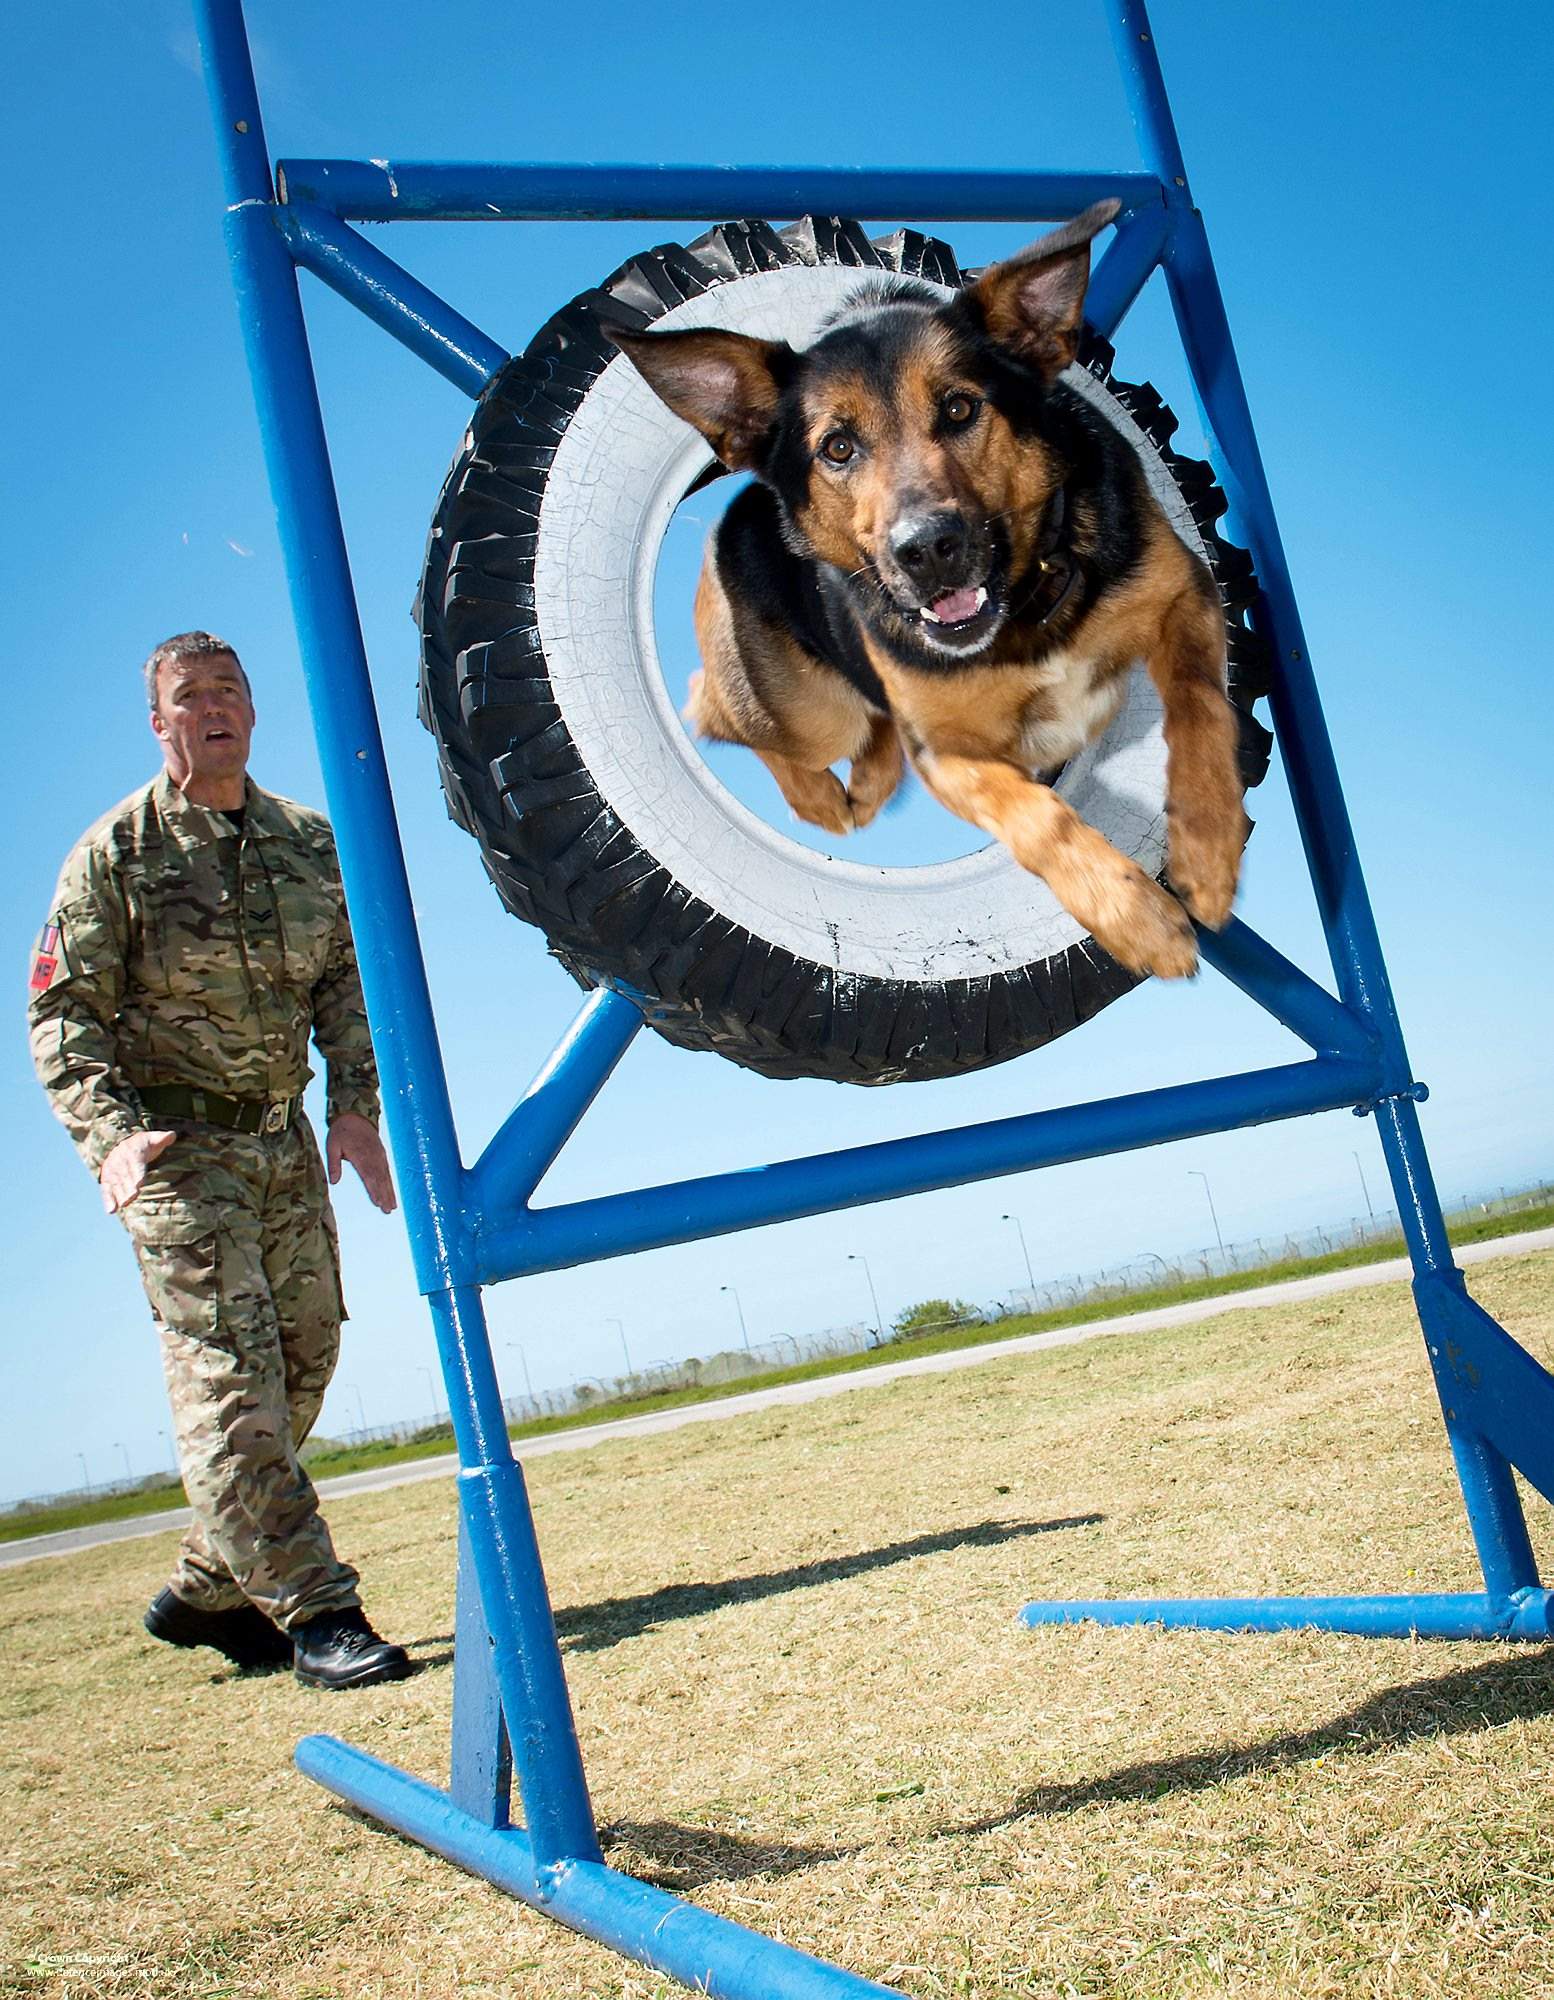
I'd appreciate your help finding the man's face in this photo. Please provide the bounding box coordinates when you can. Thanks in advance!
[150,652,255,788]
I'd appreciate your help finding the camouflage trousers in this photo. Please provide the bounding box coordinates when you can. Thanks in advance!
[120,1115,361,1631]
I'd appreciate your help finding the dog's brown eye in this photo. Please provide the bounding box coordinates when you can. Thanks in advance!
[820,432,855,465]
[942,393,979,428]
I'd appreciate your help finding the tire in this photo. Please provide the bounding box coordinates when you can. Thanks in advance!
[417,217,1272,1086]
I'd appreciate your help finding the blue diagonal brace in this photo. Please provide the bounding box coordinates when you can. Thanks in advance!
[468,986,643,1222]
[1417,1272,1554,1511]
[1085,197,1171,340]
[278,201,509,396]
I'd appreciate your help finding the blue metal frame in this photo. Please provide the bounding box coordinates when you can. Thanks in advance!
[192,1,1554,1990]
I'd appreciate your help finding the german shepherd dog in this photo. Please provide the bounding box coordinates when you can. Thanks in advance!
[609,202,1248,978]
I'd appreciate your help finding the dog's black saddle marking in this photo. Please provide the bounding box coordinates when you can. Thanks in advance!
[716,485,890,713]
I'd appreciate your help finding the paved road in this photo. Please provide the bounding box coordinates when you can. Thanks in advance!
[7,1226,1550,1573]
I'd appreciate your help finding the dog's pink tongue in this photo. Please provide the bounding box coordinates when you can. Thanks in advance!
[931,586,981,624]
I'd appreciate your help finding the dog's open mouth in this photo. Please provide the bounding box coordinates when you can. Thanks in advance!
[910,579,1002,652]
[925,584,991,629]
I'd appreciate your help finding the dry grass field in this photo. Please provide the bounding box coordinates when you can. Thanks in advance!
[5,1247,1554,2000]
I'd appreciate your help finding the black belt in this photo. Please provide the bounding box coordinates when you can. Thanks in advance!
[137,1083,300,1136]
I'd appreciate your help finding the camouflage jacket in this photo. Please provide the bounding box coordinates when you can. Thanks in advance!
[29,771,381,1173]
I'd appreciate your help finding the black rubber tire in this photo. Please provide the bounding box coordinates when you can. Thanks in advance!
[417,217,1272,1086]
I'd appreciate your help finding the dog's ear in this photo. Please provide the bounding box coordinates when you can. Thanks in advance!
[606,324,792,471]
[963,199,1120,382]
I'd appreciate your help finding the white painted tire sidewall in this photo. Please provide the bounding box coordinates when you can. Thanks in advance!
[536,265,1205,985]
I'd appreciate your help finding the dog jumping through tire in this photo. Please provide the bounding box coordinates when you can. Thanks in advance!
[607,201,1249,981]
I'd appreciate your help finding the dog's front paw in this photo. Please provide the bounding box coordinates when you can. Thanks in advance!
[846,727,904,830]
[789,769,856,837]
[847,767,898,830]
[1167,804,1248,932]
[1091,872,1199,980]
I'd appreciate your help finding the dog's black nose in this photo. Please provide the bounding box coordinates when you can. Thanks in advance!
[889,512,971,590]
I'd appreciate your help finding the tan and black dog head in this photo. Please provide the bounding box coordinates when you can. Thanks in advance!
[608,200,1122,664]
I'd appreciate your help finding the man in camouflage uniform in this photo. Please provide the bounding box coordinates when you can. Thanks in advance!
[30,631,411,1689]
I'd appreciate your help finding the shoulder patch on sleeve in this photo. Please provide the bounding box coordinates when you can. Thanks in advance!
[28,920,62,994]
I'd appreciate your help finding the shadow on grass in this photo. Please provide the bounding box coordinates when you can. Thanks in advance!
[950,1645,1554,1833]
[601,1817,853,1888]
[554,1514,1103,1654]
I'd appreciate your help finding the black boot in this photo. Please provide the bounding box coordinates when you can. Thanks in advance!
[292,1607,413,1689]
[144,1586,293,1670]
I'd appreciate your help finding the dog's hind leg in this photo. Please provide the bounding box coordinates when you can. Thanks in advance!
[916,750,1198,979]
[1147,582,1250,932]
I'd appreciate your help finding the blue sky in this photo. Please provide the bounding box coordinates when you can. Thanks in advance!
[2,2,1550,1504]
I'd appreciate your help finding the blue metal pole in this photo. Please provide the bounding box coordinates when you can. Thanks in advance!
[450,1516,512,1826]
[295,1736,902,1997]
[478,1056,1380,1283]
[1103,0,1406,1056]
[276,158,1163,223]
[278,203,509,397]
[193,0,603,1872]
[1102,0,1540,1601]
[192,0,470,1298]
[435,1290,603,1868]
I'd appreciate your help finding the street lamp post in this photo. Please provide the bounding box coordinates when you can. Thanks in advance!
[848,1252,884,1342]
[505,1341,534,1403]
[114,1441,133,1484]
[720,1284,752,1352]
[1000,1212,1036,1292]
[417,1365,441,1425]
[609,1315,633,1375]
[1188,1169,1226,1259]
[1351,1149,1376,1224]
[341,1382,369,1434]
[77,1452,92,1495]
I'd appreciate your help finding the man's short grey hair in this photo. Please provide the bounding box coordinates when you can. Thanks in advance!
[144,631,250,711]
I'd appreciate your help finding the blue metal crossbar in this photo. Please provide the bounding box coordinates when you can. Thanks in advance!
[478,1056,1382,1284]
[192,0,1554,1990]
[274,158,1165,223]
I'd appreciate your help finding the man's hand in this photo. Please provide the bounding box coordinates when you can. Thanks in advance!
[326,1112,397,1214]
[100,1130,178,1214]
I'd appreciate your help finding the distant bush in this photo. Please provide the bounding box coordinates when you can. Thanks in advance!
[892,1298,979,1341]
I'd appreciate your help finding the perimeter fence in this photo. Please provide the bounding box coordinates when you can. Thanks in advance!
[8,1175,1549,1519]
[317,1173,1554,1447]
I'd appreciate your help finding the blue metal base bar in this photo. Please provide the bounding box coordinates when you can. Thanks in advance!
[276,158,1163,223]
[1019,1590,1554,1642]
[295,1736,900,1999]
